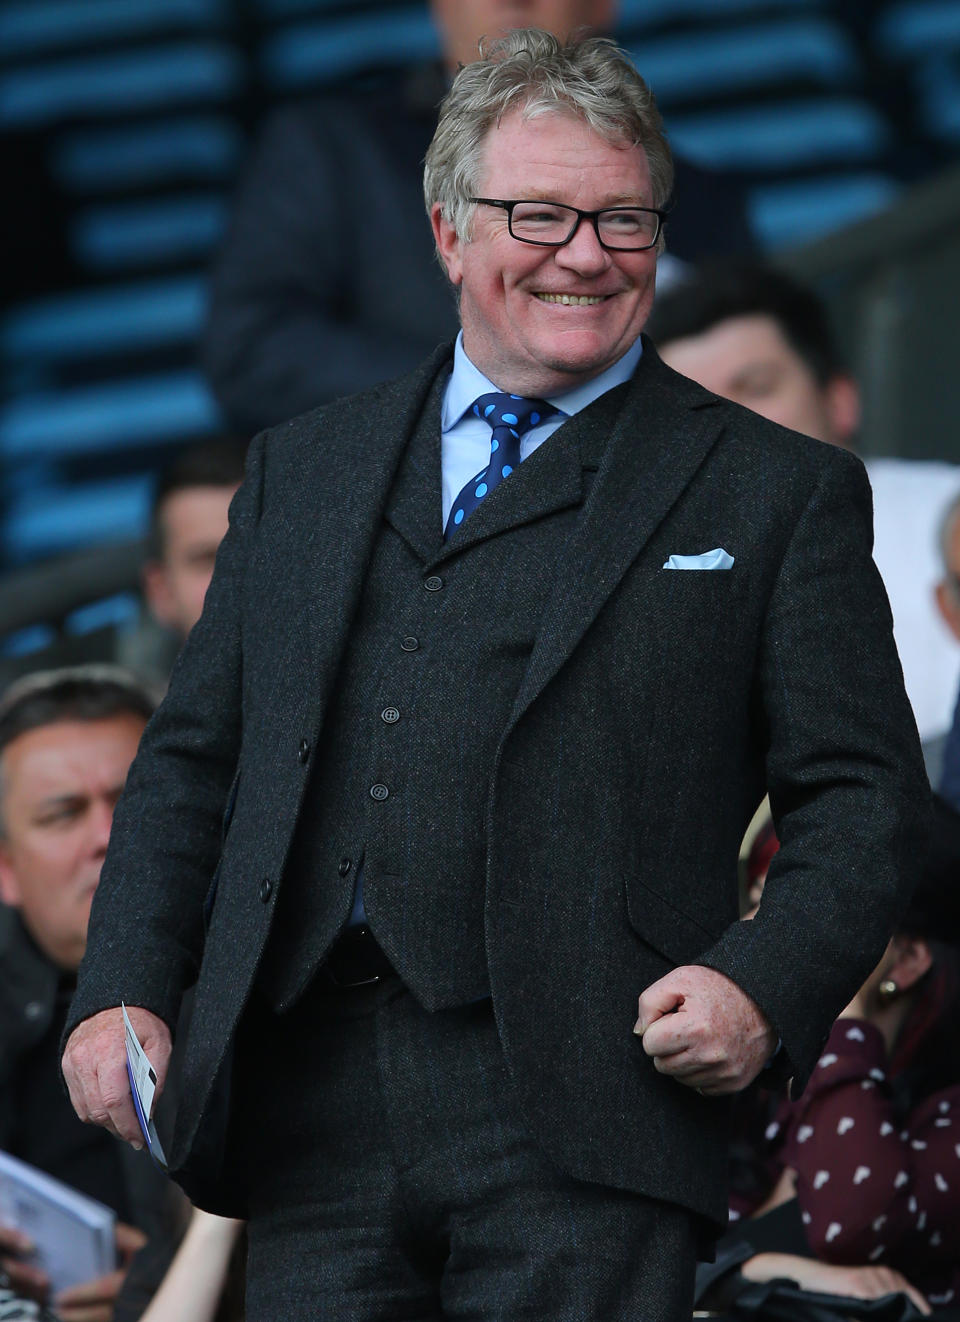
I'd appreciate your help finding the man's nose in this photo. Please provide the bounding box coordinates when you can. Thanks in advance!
[88,798,115,854]
[554,216,611,274]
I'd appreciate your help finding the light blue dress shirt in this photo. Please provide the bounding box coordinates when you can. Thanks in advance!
[440,332,643,530]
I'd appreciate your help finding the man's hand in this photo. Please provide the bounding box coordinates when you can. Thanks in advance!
[634,964,777,1095]
[0,1223,49,1302]
[53,1222,147,1322]
[62,1006,171,1147]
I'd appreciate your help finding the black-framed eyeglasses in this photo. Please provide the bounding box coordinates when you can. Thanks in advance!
[469,198,665,252]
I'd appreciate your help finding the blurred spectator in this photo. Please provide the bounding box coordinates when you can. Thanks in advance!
[117,441,245,693]
[201,0,755,436]
[649,262,960,757]
[697,797,960,1317]
[0,667,163,1322]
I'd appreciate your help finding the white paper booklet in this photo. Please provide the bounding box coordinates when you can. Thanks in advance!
[0,1148,115,1294]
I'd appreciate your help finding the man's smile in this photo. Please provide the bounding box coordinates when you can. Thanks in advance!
[533,292,608,305]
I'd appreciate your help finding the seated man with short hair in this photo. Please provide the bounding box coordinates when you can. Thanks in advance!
[0,666,162,1322]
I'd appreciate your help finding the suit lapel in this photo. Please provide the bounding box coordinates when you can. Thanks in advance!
[290,344,453,714]
[504,341,724,734]
[384,373,447,563]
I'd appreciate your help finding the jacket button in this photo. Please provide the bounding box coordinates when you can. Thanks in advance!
[424,575,443,592]
[370,783,389,801]
[338,857,352,876]
[401,636,419,652]
[297,738,310,764]
[381,707,400,724]
[259,878,273,903]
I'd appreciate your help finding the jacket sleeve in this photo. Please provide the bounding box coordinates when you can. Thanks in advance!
[698,445,931,1092]
[64,432,267,1037]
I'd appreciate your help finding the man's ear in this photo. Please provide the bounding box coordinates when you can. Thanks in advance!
[430,203,464,287]
[0,843,23,908]
[824,373,861,447]
[935,579,960,642]
[888,935,934,994]
[142,560,177,631]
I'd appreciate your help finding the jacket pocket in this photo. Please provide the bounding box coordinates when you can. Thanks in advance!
[203,767,241,930]
[625,875,725,967]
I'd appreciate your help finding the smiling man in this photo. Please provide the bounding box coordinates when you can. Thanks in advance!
[62,31,928,1321]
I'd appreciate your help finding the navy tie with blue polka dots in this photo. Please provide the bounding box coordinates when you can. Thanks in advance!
[444,392,555,540]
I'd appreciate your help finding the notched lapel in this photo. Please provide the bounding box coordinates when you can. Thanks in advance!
[285,346,453,714]
[384,374,447,563]
[505,345,724,734]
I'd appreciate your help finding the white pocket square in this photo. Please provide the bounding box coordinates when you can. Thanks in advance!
[662,548,735,571]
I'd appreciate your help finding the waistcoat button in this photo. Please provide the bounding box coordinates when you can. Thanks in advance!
[424,576,443,591]
[381,707,400,724]
[401,636,419,652]
[338,857,352,876]
[259,878,273,903]
[297,738,310,764]
[370,783,390,801]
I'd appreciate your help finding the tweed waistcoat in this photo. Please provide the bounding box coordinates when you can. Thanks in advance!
[258,377,596,1012]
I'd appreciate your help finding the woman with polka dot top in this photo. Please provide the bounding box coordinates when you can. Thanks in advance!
[697,798,960,1318]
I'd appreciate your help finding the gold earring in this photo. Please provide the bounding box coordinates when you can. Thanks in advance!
[878,978,899,1003]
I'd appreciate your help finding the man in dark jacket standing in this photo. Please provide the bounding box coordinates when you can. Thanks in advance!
[63,30,926,1322]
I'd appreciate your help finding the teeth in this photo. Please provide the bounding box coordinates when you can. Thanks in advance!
[536,293,604,305]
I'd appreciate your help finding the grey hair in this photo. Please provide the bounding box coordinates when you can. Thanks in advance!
[424,28,673,247]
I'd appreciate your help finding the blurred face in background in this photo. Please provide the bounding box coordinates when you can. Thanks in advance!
[657,313,860,448]
[0,714,146,971]
[143,483,238,640]
[431,0,616,69]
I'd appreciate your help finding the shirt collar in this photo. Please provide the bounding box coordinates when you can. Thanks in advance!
[442,332,643,429]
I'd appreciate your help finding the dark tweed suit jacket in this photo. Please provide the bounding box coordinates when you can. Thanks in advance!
[67,340,928,1226]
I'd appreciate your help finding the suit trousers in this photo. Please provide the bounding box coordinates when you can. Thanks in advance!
[229,971,698,1321]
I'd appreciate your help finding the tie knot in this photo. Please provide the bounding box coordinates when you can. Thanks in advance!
[470,392,554,439]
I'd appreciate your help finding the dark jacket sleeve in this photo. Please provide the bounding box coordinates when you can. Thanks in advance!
[64,433,267,1037]
[698,445,931,1092]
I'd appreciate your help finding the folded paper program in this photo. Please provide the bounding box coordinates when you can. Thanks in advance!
[663,548,735,571]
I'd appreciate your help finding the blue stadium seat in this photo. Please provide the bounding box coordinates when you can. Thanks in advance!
[618,0,824,26]
[261,10,439,89]
[3,478,153,562]
[748,173,901,247]
[668,97,890,170]
[1,278,206,363]
[915,53,960,139]
[71,195,228,270]
[628,18,859,106]
[0,0,230,59]
[876,1,960,59]
[0,43,242,127]
[53,118,241,191]
[0,371,221,460]
[253,0,359,14]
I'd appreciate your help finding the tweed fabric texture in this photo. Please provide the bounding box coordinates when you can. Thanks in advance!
[66,340,929,1227]
[260,375,588,1010]
[233,978,698,1321]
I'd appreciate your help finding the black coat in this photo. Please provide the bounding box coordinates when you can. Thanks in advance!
[67,341,928,1226]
